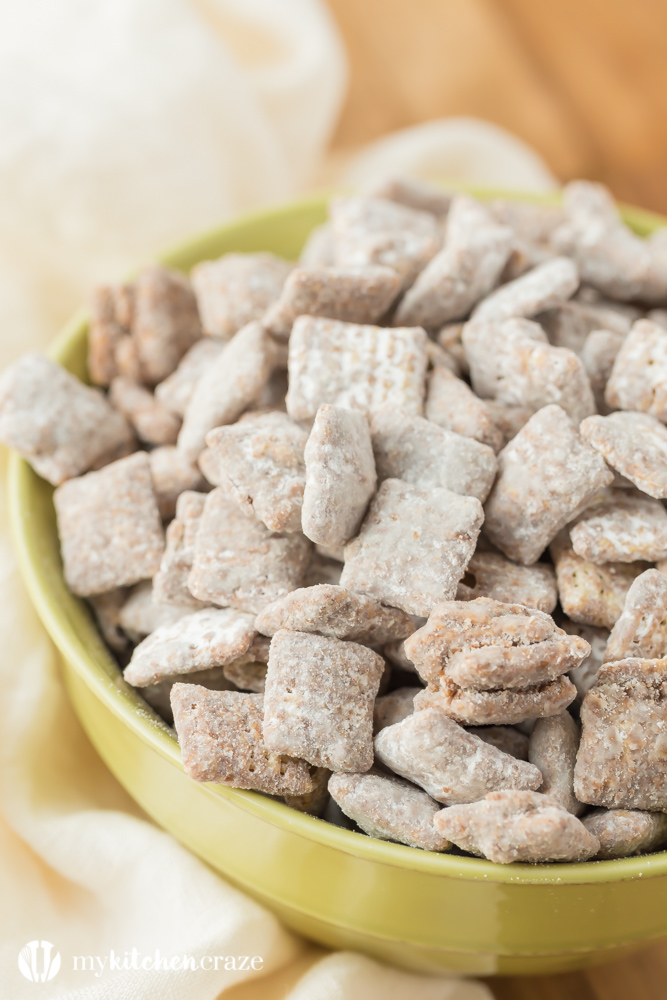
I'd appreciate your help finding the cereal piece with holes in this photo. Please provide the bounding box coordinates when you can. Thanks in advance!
[255,585,414,644]
[604,570,667,663]
[301,404,376,550]
[188,488,311,614]
[109,377,181,446]
[152,491,208,608]
[328,771,450,852]
[456,551,557,613]
[574,657,667,811]
[171,685,313,795]
[471,257,579,323]
[339,479,484,617]
[433,790,599,864]
[263,629,385,772]
[582,809,667,859]
[124,607,257,687]
[0,353,136,485]
[200,411,307,533]
[371,403,497,502]
[54,452,164,596]
[286,317,429,421]
[263,266,401,339]
[155,339,224,417]
[605,320,667,419]
[483,405,613,565]
[580,411,667,499]
[570,492,667,564]
[374,709,541,805]
[424,367,503,453]
[529,712,583,815]
[132,265,202,385]
[148,446,205,521]
[191,252,291,340]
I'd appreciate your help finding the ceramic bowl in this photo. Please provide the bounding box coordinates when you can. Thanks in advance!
[9,191,667,976]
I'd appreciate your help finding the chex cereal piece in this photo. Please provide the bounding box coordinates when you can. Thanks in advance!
[109,377,181,446]
[286,317,428,421]
[371,404,497,503]
[580,329,625,413]
[88,283,135,385]
[484,400,533,449]
[374,708,541,805]
[340,479,484,617]
[262,266,401,339]
[89,589,130,655]
[328,771,450,852]
[582,809,667,860]
[404,598,589,691]
[132,265,202,385]
[118,581,193,641]
[456,551,558,613]
[148,446,205,522]
[605,319,667,419]
[540,298,632,353]
[394,196,513,329]
[302,549,343,588]
[550,530,648,629]
[604,570,667,663]
[483,405,613,565]
[363,176,452,217]
[263,629,385,772]
[471,257,579,323]
[124,607,257,687]
[223,659,268,694]
[334,230,440,292]
[570,492,667,564]
[256,584,414,645]
[0,353,136,485]
[171,685,313,795]
[178,321,278,462]
[580,411,667,500]
[301,404,376,549]
[416,674,577,726]
[188,488,311,614]
[433,790,599,864]
[529,712,583,815]
[285,766,332,817]
[330,195,442,243]
[155,339,224,417]
[152,490,207,607]
[191,252,291,340]
[467,726,529,760]
[574,657,667,810]
[553,180,667,302]
[560,618,609,700]
[202,412,307,533]
[463,320,595,424]
[299,223,335,267]
[424,367,503,453]
[54,452,164,596]
[373,687,420,733]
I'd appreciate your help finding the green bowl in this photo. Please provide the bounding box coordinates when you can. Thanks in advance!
[9,191,667,977]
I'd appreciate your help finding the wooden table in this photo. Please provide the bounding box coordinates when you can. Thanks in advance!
[323,1,667,993]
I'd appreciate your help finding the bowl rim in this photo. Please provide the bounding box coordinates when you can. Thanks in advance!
[9,186,667,888]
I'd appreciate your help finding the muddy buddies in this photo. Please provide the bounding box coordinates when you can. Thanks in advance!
[6,176,667,865]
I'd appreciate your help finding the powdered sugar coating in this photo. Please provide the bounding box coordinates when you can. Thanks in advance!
[471,257,579,323]
[88,283,135,386]
[574,657,667,811]
[467,725,529,760]
[605,320,667,418]
[191,252,291,340]
[433,790,599,864]
[483,405,614,565]
[580,329,625,414]
[560,618,609,700]
[425,367,503,453]
[301,405,376,549]
[570,492,667,564]
[335,230,440,292]
[340,479,484,617]
[0,353,136,486]
[263,266,401,339]
[255,584,414,645]
[416,674,577,726]
[374,708,542,805]
[263,629,385,772]
[152,490,208,608]
[148,446,205,521]
[54,452,164,596]
[118,580,193,641]
[604,569,667,663]
[582,809,667,859]
[188,488,311,614]
[580,411,667,499]
[171,685,313,795]
[109,377,181,446]
[540,298,634,353]
[202,412,307,533]
[456,551,557,613]
[155,339,224,417]
[124,607,257,687]
[286,316,428,421]
[132,265,202,385]
[373,687,420,733]
[371,404,497,503]
[529,712,583,815]
[328,771,450,851]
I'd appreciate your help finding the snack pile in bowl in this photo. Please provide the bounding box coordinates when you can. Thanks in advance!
[4,176,667,866]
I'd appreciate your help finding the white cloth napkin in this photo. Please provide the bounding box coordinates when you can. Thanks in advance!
[0,2,556,996]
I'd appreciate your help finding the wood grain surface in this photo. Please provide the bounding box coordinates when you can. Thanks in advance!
[324,1,667,994]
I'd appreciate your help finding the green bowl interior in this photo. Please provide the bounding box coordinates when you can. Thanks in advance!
[9,187,667,888]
